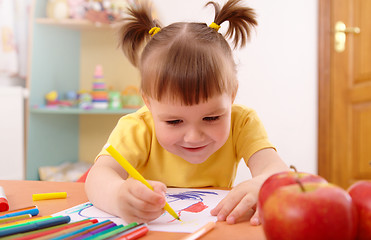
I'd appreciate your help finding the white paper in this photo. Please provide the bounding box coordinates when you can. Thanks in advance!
[53,188,229,233]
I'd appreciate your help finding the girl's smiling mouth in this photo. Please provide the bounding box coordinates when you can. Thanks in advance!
[181,145,208,152]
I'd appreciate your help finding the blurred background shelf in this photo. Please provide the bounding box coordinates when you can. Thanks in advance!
[26,0,140,180]
[30,107,138,115]
[35,18,119,30]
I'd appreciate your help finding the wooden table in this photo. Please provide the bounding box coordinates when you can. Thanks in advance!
[0,180,266,240]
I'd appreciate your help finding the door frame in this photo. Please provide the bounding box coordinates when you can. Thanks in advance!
[318,0,332,179]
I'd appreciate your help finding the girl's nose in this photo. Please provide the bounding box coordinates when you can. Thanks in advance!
[184,127,204,143]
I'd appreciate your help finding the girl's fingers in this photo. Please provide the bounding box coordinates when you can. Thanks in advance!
[122,178,166,222]
[250,210,261,226]
[115,179,167,223]
[210,197,227,217]
[149,180,167,194]
[128,179,166,210]
[211,184,259,224]
[211,187,240,217]
[122,207,165,224]
[129,205,165,223]
[225,195,255,224]
[212,190,245,222]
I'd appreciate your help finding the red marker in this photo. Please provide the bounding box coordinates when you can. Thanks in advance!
[0,186,9,212]
[115,224,149,240]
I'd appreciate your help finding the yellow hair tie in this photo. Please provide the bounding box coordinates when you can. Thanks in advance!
[209,22,221,32]
[149,27,161,37]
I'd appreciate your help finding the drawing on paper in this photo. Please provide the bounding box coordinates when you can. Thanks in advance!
[53,188,229,233]
[165,191,218,222]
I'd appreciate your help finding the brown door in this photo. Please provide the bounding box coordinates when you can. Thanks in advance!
[318,0,371,189]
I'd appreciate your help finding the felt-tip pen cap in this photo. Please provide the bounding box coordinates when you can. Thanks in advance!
[0,186,9,212]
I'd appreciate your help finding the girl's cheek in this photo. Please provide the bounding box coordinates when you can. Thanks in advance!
[157,127,180,144]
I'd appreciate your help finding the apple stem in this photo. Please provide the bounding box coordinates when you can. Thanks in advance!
[295,178,306,192]
[290,165,298,173]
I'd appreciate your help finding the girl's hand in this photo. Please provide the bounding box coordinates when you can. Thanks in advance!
[211,148,289,225]
[210,179,261,225]
[115,178,167,223]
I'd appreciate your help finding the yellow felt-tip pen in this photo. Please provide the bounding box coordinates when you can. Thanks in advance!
[32,192,67,201]
[104,143,181,221]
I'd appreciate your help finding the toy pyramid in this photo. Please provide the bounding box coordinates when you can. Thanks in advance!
[91,65,108,109]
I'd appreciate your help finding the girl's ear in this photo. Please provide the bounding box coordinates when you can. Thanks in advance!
[231,91,237,104]
[231,82,239,103]
[142,94,151,110]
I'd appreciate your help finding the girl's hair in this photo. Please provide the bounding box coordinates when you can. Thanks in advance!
[118,0,257,105]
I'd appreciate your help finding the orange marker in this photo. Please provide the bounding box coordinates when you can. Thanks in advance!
[0,206,37,217]
[180,222,216,240]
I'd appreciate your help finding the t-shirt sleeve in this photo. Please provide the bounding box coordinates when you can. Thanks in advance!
[95,112,152,169]
[232,105,275,166]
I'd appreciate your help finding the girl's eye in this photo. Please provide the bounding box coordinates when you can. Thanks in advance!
[203,116,220,122]
[166,120,183,125]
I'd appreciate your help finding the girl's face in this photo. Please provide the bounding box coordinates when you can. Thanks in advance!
[145,93,232,164]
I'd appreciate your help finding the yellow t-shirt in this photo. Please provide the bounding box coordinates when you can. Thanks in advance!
[97,104,274,188]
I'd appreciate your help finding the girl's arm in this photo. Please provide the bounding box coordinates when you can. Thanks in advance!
[211,148,289,225]
[248,148,289,182]
[85,155,167,223]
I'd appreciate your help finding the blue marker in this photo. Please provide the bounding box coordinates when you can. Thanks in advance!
[0,215,70,237]
[50,220,112,240]
[0,208,39,219]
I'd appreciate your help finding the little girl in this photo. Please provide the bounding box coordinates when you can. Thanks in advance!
[85,0,289,225]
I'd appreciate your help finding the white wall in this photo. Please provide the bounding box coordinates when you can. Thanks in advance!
[0,86,25,180]
[152,0,318,184]
[234,0,318,184]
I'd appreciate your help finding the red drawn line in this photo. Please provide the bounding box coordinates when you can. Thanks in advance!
[168,202,209,223]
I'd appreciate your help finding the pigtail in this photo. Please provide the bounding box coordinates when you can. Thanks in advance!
[118,1,161,66]
[206,0,257,49]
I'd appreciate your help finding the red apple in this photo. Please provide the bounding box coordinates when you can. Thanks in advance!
[261,182,357,240]
[257,169,328,219]
[348,180,371,240]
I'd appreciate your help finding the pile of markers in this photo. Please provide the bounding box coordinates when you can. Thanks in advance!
[0,205,148,240]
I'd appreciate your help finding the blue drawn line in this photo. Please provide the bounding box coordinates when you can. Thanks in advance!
[78,203,95,218]
[63,202,93,214]
[167,191,218,203]
[78,204,121,220]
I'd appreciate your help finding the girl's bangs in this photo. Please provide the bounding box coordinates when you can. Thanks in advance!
[141,42,234,105]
